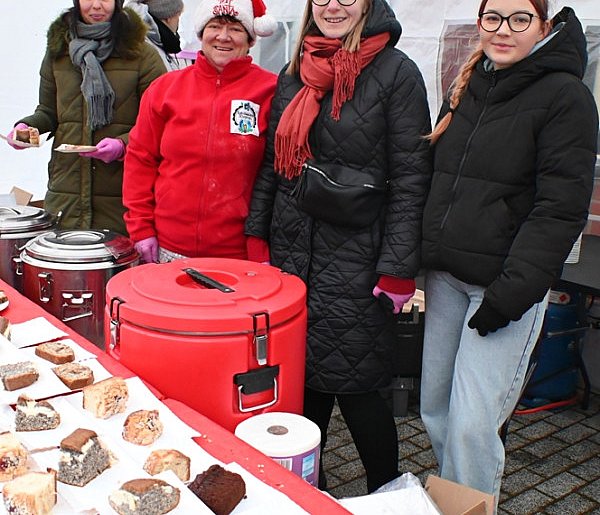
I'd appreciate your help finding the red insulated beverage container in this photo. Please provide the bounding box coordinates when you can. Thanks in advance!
[105,258,307,432]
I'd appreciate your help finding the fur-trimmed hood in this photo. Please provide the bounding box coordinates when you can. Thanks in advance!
[47,7,148,59]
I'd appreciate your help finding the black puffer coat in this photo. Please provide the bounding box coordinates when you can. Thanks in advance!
[245,0,432,393]
[422,7,598,321]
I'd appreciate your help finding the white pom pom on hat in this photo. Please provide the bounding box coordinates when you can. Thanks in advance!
[194,0,278,40]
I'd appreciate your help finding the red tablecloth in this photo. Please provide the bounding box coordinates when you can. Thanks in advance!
[0,279,350,514]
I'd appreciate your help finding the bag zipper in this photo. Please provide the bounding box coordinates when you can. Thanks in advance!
[302,163,385,191]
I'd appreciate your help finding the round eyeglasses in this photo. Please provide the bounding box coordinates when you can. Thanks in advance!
[479,11,538,33]
[311,0,358,6]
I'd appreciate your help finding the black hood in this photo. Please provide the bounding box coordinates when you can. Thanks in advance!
[363,0,402,46]
[533,6,588,79]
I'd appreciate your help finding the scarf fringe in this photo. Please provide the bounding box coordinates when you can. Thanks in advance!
[331,49,361,120]
[275,133,313,180]
[273,33,390,179]
[87,91,115,131]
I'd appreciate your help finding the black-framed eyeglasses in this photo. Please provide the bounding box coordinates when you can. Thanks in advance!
[311,0,358,7]
[479,11,538,33]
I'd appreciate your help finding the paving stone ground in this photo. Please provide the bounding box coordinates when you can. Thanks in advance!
[322,390,600,514]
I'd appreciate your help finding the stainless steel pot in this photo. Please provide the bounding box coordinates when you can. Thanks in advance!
[20,229,139,348]
[0,206,57,291]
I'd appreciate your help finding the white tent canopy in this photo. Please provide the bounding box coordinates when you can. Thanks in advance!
[0,0,598,199]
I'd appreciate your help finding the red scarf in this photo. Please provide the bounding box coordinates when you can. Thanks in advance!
[274,32,390,179]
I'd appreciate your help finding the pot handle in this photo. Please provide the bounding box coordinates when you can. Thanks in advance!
[234,365,279,413]
[37,272,53,303]
[182,268,235,293]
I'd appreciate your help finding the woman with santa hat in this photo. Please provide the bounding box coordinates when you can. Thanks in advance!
[6,0,166,235]
[123,0,278,263]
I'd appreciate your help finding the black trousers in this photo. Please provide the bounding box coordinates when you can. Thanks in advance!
[303,387,399,493]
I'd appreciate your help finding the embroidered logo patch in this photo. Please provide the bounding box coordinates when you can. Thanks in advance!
[231,100,260,136]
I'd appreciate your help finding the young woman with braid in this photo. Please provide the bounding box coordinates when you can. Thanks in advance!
[420,0,598,506]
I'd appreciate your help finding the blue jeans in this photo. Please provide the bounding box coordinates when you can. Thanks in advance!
[420,270,548,506]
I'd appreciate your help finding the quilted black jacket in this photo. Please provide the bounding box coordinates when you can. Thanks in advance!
[245,0,432,393]
[422,7,598,321]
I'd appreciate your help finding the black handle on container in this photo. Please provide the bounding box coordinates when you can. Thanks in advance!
[182,268,234,293]
[234,365,280,395]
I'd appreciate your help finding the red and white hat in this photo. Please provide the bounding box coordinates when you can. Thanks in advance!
[194,0,277,40]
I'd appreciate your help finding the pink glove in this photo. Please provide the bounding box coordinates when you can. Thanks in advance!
[79,137,125,163]
[372,276,416,315]
[134,236,158,264]
[6,123,29,150]
[373,286,414,315]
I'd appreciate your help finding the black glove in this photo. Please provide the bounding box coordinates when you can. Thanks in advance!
[468,300,511,336]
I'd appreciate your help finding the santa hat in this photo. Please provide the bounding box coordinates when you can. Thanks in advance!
[194,0,277,40]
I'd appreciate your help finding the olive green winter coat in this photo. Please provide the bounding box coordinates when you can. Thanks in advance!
[20,8,166,235]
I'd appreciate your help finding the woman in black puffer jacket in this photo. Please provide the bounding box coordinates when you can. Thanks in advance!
[245,0,431,492]
[420,0,597,506]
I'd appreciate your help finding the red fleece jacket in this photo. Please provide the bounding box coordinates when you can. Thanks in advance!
[123,54,276,258]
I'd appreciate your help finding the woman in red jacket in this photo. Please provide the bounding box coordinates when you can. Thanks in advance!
[123,0,277,263]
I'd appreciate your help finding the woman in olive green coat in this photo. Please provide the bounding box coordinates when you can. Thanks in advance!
[7,0,166,235]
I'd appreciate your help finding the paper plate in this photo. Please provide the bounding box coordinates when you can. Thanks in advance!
[55,144,97,153]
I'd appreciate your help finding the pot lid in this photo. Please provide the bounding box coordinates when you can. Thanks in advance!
[0,206,56,234]
[106,257,307,333]
[23,229,137,264]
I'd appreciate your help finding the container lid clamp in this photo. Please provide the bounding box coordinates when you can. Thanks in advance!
[109,296,126,349]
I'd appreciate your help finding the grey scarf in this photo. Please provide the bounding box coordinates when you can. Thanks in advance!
[69,21,116,130]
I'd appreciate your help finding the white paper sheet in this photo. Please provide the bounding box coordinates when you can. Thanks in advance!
[21,338,98,363]
[10,317,68,348]
[33,436,213,514]
[0,349,70,405]
[62,377,201,447]
[10,396,85,452]
[0,454,83,515]
[225,462,310,515]
[0,356,111,405]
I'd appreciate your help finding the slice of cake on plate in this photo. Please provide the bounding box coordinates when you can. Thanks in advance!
[144,449,191,482]
[109,478,180,515]
[2,470,56,515]
[52,362,94,390]
[83,376,128,418]
[15,394,60,431]
[35,341,75,364]
[188,464,246,515]
[122,410,163,446]
[0,431,29,481]
[0,362,38,391]
[57,428,110,486]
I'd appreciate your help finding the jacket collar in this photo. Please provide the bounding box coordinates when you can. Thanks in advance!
[194,52,253,81]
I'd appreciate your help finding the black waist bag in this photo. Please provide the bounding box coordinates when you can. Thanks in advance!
[290,162,387,228]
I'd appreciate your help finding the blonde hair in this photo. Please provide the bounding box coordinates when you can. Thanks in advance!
[287,0,372,76]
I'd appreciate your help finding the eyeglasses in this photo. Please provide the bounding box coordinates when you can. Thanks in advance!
[479,11,539,33]
[311,0,358,6]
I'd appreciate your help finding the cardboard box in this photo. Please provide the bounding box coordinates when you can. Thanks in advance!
[10,186,33,206]
[425,476,495,515]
